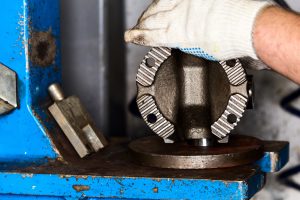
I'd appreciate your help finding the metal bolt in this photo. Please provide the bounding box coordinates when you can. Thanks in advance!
[48,83,65,101]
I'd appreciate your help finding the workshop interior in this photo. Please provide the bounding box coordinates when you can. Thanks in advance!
[0,0,299,199]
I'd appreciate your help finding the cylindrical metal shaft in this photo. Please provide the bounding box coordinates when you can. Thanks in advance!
[48,83,65,101]
[177,54,215,146]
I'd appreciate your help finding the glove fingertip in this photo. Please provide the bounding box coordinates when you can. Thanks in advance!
[124,30,135,43]
[125,29,154,46]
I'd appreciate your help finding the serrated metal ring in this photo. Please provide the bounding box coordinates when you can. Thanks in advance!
[137,95,175,139]
[136,47,172,87]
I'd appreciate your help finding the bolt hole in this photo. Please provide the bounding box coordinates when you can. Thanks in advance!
[147,114,157,124]
[227,114,237,124]
[146,57,156,68]
[226,59,236,68]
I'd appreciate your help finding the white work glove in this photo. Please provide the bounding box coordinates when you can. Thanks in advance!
[125,0,273,67]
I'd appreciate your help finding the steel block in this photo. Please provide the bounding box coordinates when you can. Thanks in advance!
[48,84,108,158]
[0,64,18,115]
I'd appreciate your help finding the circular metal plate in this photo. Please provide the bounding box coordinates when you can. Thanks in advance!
[129,135,263,169]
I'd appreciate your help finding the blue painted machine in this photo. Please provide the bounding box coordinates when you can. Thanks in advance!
[0,0,289,199]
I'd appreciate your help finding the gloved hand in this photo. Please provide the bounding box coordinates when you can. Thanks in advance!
[125,0,273,67]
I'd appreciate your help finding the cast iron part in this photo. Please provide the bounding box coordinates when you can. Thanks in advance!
[136,48,252,146]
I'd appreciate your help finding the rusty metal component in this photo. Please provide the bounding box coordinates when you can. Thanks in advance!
[29,31,56,67]
[129,135,263,169]
[136,48,252,145]
[0,63,18,115]
[0,137,289,199]
[48,83,108,158]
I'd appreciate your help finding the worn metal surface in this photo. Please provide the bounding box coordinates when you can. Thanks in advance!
[0,64,18,115]
[0,0,61,164]
[0,140,267,200]
[137,48,251,144]
[48,84,108,158]
[0,138,289,200]
[129,135,264,169]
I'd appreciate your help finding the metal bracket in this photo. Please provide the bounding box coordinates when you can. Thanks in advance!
[48,84,108,158]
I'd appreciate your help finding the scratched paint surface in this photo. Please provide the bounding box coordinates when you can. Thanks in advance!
[0,172,265,200]
[0,140,290,200]
[0,0,61,163]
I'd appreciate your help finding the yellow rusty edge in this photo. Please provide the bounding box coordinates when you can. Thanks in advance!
[72,185,90,192]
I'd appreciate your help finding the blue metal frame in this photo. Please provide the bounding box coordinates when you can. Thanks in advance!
[0,0,61,164]
[0,171,264,200]
[0,146,289,200]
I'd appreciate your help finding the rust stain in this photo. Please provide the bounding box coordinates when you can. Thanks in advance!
[72,185,90,192]
[29,31,56,67]
[153,187,158,193]
[60,175,72,179]
[75,175,88,180]
[152,178,161,182]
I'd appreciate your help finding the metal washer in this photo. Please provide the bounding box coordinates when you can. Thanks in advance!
[129,135,263,169]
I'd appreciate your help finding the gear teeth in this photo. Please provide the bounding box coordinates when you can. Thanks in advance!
[220,60,247,86]
[136,47,171,87]
[137,95,174,139]
[212,94,248,139]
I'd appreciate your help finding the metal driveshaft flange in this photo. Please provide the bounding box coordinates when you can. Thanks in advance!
[136,47,252,144]
[129,47,270,170]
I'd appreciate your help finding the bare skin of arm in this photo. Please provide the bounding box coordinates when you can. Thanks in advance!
[254,7,300,84]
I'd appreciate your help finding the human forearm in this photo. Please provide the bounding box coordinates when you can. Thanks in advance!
[254,6,300,83]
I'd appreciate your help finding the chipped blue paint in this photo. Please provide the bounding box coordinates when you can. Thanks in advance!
[0,195,64,200]
[0,143,289,200]
[0,0,61,164]
[0,172,265,200]
[256,143,289,173]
